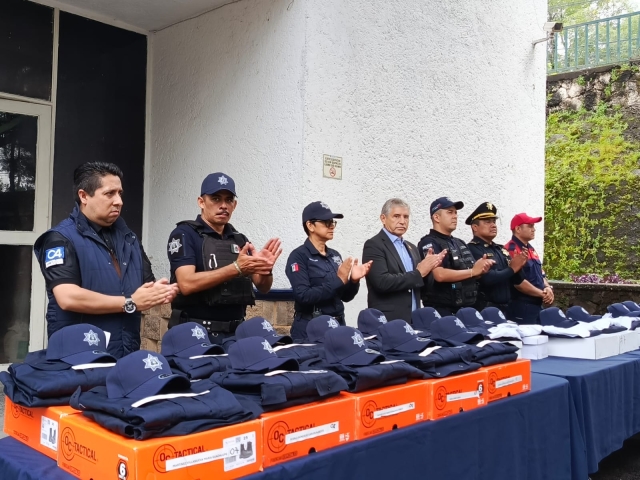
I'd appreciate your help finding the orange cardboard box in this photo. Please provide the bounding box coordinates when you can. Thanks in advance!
[3,396,79,460]
[482,359,531,403]
[346,381,429,439]
[261,395,356,468]
[57,414,262,480]
[424,370,488,420]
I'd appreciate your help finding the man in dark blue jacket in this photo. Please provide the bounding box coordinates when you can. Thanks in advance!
[34,162,178,358]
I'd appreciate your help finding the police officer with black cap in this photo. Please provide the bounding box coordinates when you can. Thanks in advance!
[465,202,528,312]
[167,172,282,344]
[417,197,494,316]
[285,201,372,341]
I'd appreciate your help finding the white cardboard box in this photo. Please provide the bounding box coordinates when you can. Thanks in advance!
[612,331,639,353]
[547,334,620,360]
[521,335,548,346]
[521,343,548,360]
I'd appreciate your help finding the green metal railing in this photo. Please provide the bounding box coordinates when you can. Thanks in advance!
[548,11,640,75]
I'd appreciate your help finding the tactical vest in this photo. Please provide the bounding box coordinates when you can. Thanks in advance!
[421,235,478,308]
[33,205,144,359]
[172,221,255,309]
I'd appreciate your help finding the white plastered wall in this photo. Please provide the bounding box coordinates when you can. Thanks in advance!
[147,0,548,324]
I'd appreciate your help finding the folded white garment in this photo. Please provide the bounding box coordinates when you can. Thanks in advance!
[542,324,592,338]
[516,325,543,337]
[487,325,522,341]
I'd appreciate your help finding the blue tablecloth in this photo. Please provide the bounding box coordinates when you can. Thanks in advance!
[247,373,585,480]
[0,373,582,480]
[531,353,640,474]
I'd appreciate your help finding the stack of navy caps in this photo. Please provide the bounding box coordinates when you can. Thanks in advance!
[608,303,640,318]
[46,324,115,366]
[161,322,225,358]
[106,350,190,401]
[235,317,292,346]
[539,307,580,328]
[430,316,484,344]
[411,307,441,332]
[622,301,640,312]
[228,337,298,372]
[481,307,512,325]
[324,327,385,366]
[456,308,494,335]
[307,315,341,343]
[565,306,602,322]
[357,308,388,336]
[378,320,435,353]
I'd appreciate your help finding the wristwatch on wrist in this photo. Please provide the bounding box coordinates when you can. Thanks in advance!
[123,297,137,314]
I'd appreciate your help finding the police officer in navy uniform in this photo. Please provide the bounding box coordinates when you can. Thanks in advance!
[285,201,372,341]
[465,202,528,312]
[504,213,554,324]
[167,172,282,344]
[417,197,494,316]
[34,162,178,358]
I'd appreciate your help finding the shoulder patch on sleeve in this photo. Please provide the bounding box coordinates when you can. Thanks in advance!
[507,242,516,251]
[167,233,185,257]
[44,247,65,268]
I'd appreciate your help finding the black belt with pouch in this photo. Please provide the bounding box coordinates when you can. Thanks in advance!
[169,309,244,334]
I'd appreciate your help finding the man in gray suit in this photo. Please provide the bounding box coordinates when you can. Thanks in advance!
[362,198,445,322]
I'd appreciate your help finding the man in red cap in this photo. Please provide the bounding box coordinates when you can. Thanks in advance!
[504,213,554,324]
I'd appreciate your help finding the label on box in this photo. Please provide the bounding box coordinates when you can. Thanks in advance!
[165,432,256,472]
[223,432,257,472]
[495,375,522,388]
[373,402,415,419]
[285,421,339,445]
[40,416,59,451]
[446,390,478,402]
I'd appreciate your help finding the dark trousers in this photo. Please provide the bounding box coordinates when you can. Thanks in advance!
[507,300,542,325]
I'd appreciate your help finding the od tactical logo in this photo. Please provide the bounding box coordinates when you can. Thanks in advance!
[268,421,289,453]
[61,427,76,461]
[11,403,33,419]
[117,459,129,480]
[488,372,498,394]
[152,443,206,473]
[361,400,378,428]
[435,386,448,411]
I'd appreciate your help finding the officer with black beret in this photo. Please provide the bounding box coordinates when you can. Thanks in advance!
[167,172,282,344]
[465,202,528,312]
[285,201,372,341]
[417,197,495,316]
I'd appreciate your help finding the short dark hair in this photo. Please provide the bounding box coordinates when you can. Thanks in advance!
[73,162,123,203]
[303,221,311,236]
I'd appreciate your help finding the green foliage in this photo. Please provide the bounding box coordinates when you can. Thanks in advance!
[576,75,586,86]
[545,102,640,280]
[548,0,633,23]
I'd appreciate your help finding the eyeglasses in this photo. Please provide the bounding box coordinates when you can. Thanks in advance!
[311,219,338,228]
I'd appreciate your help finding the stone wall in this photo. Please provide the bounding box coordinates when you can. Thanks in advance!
[550,280,640,314]
[139,300,295,352]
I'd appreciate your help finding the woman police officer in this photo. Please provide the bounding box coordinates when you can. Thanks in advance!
[285,201,372,341]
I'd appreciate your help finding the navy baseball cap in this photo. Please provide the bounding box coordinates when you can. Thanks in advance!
[106,350,190,401]
[378,320,435,353]
[411,307,441,331]
[200,172,237,196]
[228,336,299,372]
[430,197,464,215]
[608,303,640,318]
[302,201,344,223]
[160,322,224,358]
[622,301,640,312]
[566,306,602,323]
[357,308,388,335]
[539,307,579,328]
[481,307,512,325]
[235,317,292,346]
[324,327,385,366]
[307,315,341,343]
[430,316,484,344]
[457,308,495,331]
[46,324,115,366]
